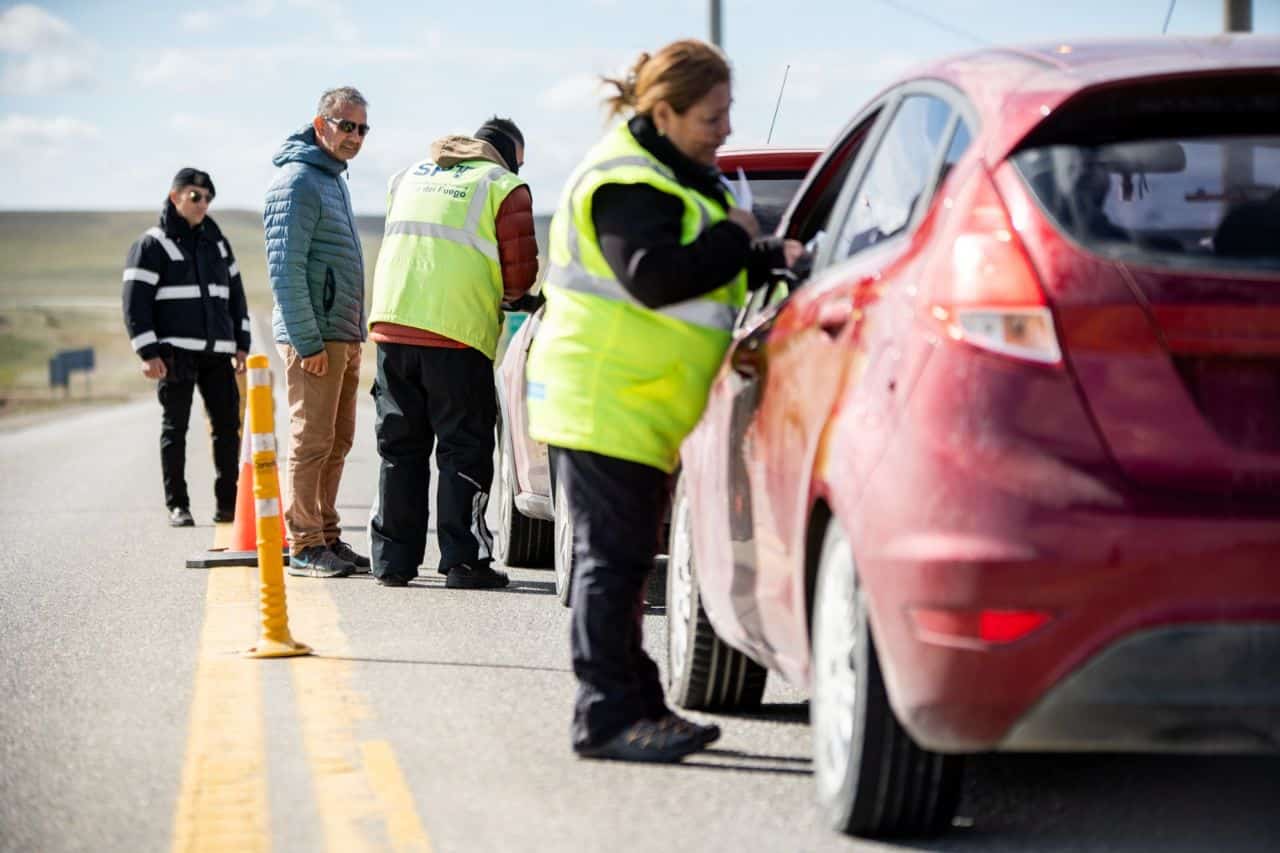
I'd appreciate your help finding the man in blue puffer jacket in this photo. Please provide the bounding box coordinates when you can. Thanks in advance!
[264,85,371,579]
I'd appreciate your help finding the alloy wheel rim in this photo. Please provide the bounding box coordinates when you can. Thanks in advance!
[668,492,693,681]
[813,535,858,800]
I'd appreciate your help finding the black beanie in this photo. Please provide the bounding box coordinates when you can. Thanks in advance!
[171,167,215,198]
[474,121,521,174]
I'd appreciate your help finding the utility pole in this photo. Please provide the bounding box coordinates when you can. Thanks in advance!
[1223,1,1253,203]
[710,0,722,48]
[1224,0,1251,32]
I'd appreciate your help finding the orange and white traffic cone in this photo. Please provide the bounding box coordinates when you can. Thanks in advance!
[185,380,289,568]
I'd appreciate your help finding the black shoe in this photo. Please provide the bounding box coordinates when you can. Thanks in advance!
[169,507,195,527]
[658,713,721,747]
[288,545,355,578]
[376,575,410,587]
[444,562,509,590]
[330,539,370,573]
[212,507,235,524]
[576,716,713,763]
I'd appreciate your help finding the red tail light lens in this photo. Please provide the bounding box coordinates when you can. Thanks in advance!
[930,167,1061,364]
[910,607,1054,648]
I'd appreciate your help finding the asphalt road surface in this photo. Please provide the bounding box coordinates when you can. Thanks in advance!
[2,352,1278,853]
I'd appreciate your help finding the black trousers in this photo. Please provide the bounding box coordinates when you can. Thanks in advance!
[157,350,240,512]
[553,446,673,749]
[370,343,497,582]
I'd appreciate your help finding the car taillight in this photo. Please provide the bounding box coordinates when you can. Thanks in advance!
[929,166,1061,365]
[909,607,1054,648]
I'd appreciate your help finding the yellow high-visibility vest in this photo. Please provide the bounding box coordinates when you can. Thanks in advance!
[526,121,748,473]
[369,157,526,359]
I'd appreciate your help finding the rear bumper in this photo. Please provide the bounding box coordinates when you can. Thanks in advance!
[1001,623,1280,754]
[849,341,1280,755]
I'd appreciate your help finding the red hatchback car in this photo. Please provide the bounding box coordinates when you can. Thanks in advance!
[667,36,1280,838]
[493,147,820,602]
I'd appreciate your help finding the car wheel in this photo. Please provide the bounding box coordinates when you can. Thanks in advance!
[494,413,552,568]
[810,520,962,838]
[665,475,767,711]
[553,481,574,607]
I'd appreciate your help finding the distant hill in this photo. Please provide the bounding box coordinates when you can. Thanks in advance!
[0,209,554,416]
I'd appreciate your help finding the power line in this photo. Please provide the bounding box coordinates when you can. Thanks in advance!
[1162,0,1177,34]
[873,0,989,48]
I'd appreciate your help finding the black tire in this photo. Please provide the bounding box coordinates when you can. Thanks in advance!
[665,476,767,711]
[810,520,962,838]
[552,481,574,607]
[493,412,552,569]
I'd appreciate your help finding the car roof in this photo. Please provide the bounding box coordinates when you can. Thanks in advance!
[716,147,822,175]
[893,34,1280,163]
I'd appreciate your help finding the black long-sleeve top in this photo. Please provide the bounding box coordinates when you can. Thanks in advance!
[591,116,786,310]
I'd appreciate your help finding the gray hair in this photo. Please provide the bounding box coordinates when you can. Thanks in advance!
[316,86,368,116]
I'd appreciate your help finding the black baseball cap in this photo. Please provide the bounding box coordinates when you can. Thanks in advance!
[171,167,216,198]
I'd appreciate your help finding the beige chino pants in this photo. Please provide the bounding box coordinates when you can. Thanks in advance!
[277,341,362,553]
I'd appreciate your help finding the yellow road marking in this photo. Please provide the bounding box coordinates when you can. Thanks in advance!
[212,522,234,551]
[172,565,270,853]
[363,740,433,853]
[288,579,433,853]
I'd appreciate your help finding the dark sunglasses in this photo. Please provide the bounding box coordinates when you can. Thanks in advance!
[186,190,213,204]
[324,116,371,137]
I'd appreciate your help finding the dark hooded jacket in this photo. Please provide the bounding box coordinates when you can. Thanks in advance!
[122,202,250,361]
[264,125,366,357]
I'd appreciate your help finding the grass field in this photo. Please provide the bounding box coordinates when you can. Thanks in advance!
[0,209,386,422]
[0,209,551,424]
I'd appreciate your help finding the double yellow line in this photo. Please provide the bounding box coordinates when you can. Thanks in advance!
[172,566,432,852]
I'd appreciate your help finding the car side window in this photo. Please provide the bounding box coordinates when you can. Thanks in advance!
[783,110,883,257]
[937,120,972,190]
[737,111,884,327]
[832,95,954,260]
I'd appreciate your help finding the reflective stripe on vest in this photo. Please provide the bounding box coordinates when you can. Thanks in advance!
[547,261,736,332]
[549,152,730,332]
[383,220,499,262]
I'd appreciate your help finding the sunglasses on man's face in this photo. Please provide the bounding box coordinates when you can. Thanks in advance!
[324,116,371,137]
[186,190,213,204]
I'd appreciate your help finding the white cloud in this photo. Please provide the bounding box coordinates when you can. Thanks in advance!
[180,1,275,33]
[136,42,427,92]
[287,0,361,43]
[0,4,96,95]
[137,48,271,89]
[0,114,100,155]
[537,74,603,112]
[181,11,216,32]
[0,4,72,51]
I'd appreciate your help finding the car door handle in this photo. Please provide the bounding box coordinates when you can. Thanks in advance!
[817,300,854,337]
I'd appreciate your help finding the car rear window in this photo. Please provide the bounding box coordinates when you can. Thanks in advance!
[1010,75,1280,273]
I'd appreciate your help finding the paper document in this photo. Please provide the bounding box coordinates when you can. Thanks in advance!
[722,167,754,211]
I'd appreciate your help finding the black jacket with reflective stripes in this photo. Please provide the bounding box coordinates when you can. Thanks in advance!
[122,202,250,361]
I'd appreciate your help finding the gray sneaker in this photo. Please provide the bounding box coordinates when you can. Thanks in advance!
[330,539,370,573]
[288,545,355,578]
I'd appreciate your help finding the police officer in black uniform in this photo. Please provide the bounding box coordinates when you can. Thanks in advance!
[122,168,250,526]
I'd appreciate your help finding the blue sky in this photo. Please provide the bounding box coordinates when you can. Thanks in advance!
[1,0,1277,214]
